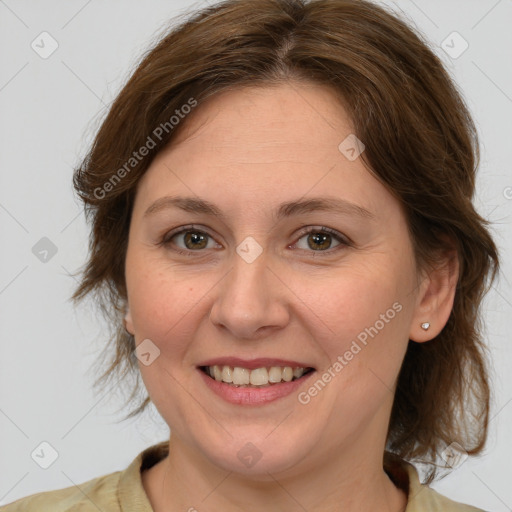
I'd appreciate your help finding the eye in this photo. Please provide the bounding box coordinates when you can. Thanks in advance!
[292,226,349,254]
[161,225,220,254]
[160,224,350,256]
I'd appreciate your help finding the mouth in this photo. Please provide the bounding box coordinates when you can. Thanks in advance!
[199,364,315,387]
[197,359,316,405]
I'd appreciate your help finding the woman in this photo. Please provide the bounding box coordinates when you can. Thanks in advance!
[2,0,499,510]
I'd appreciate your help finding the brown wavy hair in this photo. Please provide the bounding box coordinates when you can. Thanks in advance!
[71,0,499,482]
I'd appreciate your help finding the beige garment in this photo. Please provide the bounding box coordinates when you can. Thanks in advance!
[1,441,486,511]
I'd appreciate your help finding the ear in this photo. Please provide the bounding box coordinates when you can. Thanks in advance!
[409,247,459,343]
[124,305,135,336]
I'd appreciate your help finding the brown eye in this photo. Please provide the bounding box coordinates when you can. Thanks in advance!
[181,231,209,250]
[294,227,346,253]
[164,228,218,252]
[306,232,334,251]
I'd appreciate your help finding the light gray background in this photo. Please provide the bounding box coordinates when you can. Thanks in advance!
[0,0,511,509]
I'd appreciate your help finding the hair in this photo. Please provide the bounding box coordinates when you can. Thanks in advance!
[71,0,499,482]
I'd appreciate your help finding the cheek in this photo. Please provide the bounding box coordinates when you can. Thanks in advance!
[301,263,402,336]
[125,252,214,352]
[299,257,412,383]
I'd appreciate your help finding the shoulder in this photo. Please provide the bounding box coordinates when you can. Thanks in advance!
[385,454,488,512]
[404,464,488,512]
[412,484,487,512]
[0,441,169,512]
[0,471,122,512]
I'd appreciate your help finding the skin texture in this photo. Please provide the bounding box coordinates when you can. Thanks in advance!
[124,82,458,512]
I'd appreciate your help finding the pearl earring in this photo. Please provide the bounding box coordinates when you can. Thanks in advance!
[420,322,430,330]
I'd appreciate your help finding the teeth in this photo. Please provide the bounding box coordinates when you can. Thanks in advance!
[213,365,222,381]
[249,367,268,385]
[232,367,250,385]
[221,365,233,383]
[268,366,283,383]
[282,367,293,382]
[205,365,309,386]
[293,367,305,378]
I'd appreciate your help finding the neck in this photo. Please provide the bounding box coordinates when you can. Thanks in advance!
[142,438,408,512]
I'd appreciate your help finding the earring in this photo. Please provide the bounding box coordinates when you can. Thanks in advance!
[420,322,430,331]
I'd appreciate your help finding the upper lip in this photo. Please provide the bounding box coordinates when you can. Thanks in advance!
[197,357,315,370]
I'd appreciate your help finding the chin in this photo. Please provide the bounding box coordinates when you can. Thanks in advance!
[194,427,319,479]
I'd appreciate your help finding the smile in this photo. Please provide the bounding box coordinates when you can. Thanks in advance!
[200,365,315,387]
[197,359,316,405]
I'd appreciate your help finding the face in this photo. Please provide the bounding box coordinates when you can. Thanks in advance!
[124,83,424,478]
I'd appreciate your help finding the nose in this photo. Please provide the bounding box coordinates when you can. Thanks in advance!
[209,248,290,340]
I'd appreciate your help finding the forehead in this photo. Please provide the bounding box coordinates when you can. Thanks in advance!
[169,83,353,158]
[133,83,392,220]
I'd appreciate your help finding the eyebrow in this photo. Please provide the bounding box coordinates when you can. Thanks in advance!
[143,195,375,221]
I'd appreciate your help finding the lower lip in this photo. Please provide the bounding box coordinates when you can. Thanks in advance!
[198,369,315,405]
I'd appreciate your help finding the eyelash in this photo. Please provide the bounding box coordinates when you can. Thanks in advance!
[159,224,350,257]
